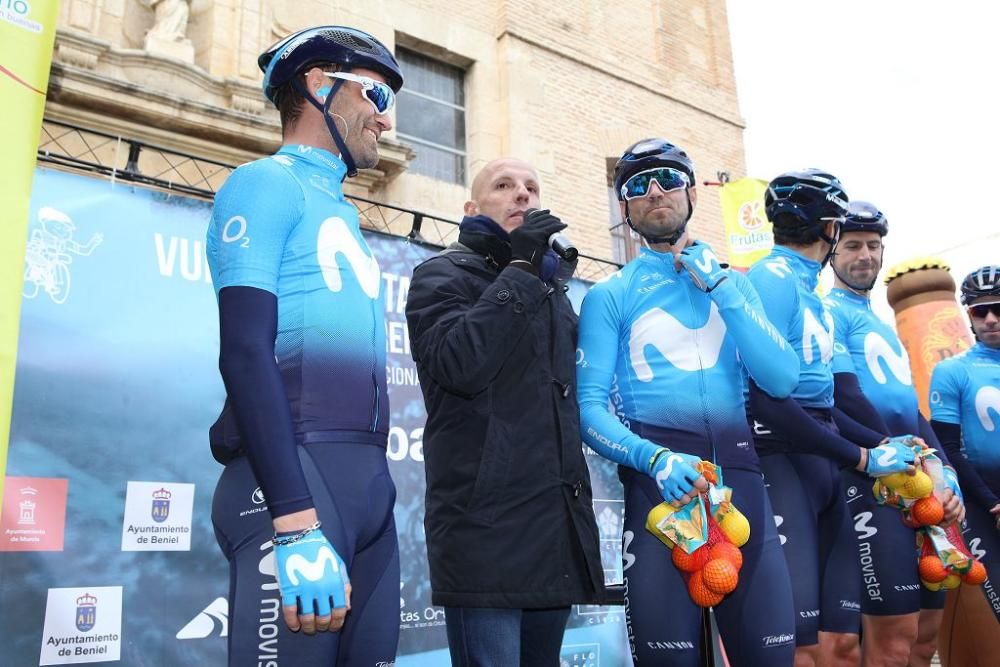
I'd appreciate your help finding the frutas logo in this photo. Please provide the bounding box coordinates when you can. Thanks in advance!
[738,201,766,232]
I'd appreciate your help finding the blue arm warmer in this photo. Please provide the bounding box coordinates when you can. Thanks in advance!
[217,286,313,518]
[748,380,861,468]
[931,419,999,510]
[833,371,890,436]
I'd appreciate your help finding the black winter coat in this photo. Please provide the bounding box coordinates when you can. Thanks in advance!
[405,230,608,608]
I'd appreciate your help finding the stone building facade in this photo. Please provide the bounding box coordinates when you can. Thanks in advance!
[47,0,745,262]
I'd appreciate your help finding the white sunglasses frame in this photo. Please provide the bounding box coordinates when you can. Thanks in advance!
[323,72,395,114]
[620,167,691,200]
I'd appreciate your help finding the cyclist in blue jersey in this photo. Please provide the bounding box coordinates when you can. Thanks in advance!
[206,26,403,666]
[826,201,964,667]
[931,266,1000,624]
[745,170,919,667]
[578,138,801,666]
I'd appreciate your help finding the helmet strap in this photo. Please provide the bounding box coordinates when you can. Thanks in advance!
[817,222,839,269]
[293,77,357,179]
[622,189,694,246]
[830,260,879,293]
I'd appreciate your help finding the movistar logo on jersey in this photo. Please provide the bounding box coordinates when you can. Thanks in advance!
[975,385,1000,431]
[864,332,912,385]
[629,304,726,379]
[764,257,793,278]
[317,216,381,299]
[802,307,834,365]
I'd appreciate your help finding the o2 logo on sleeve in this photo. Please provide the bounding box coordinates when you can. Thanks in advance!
[222,216,249,247]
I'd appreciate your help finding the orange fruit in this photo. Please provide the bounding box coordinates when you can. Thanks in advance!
[963,560,988,585]
[911,496,945,526]
[706,519,728,548]
[672,544,710,573]
[940,573,962,590]
[702,558,739,595]
[918,556,949,583]
[709,542,744,571]
[688,570,725,607]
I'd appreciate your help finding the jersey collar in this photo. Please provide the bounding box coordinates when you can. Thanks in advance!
[277,144,348,180]
[973,341,1000,360]
[637,246,683,275]
[830,287,871,309]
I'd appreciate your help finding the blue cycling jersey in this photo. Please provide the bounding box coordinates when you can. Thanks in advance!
[576,244,798,473]
[826,288,919,434]
[930,343,1000,480]
[207,145,389,456]
[747,246,838,408]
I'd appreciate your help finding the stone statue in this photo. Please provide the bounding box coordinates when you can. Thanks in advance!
[143,0,194,63]
[146,0,190,43]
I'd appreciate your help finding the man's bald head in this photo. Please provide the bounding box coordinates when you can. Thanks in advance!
[464,158,542,233]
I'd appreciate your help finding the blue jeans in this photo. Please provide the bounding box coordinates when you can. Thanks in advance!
[444,606,571,666]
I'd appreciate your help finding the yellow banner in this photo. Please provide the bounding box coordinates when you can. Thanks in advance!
[720,177,772,270]
[1,0,60,507]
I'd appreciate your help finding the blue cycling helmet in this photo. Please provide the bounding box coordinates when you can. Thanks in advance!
[841,200,888,236]
[960,265,1000,306]
[257,26,403,178]
[612,138,696,244]
[258,26,403,104]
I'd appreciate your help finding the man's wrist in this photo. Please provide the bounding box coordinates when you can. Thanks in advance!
[856,447,868,472]
[273,507,319,533]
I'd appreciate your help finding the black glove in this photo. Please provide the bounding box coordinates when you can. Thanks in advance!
[509,209,567,270]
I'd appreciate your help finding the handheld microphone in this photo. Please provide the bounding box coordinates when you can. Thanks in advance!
[548,232,578,262]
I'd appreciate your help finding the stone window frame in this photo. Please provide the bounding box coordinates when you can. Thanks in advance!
[606,157,643,263]
[395,47,468,185]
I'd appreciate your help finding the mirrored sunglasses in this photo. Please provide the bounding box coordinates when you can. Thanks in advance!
[621,167,690,200]
[968,302,1000,319]
[325,72,395,114]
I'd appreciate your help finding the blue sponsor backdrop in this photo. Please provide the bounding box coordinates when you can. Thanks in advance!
[1,168,629,666]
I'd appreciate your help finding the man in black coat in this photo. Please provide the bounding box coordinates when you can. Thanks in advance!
[405,158,608,666]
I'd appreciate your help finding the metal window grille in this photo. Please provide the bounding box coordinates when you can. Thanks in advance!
[35,119,621,281]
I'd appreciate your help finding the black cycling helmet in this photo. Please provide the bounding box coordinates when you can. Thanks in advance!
[612,138,696,244]
[766,169,848,266]
[841,200,888,236]
[258,26,404,178]
[765,169,849,229]
[960,265,1000,306]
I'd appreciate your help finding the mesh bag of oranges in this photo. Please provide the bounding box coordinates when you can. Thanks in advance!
[872,440,989,590]
[872,438,947,528]
[916,523,987,591]
[644,461,750,607]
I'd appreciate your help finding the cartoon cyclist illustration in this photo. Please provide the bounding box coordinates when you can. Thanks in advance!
[23,207,103,304]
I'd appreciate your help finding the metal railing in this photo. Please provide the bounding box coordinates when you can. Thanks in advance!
[36,119,621,281]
